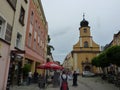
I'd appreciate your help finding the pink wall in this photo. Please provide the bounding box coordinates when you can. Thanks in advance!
[0,41,10,90]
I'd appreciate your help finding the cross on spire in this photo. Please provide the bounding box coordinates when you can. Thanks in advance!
[83,13,85,20]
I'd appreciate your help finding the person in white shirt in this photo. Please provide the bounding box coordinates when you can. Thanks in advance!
[60,71,69,90]
[28,71,32,85]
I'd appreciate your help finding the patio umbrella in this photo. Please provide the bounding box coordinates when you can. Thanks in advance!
[37,63,47,69]
[46,62,63,70]
[37,62,63,70]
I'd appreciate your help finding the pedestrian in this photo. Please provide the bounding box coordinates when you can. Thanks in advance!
[33,71,38,83]
[72,71,78,86]
[38,74,45,88]
[60,70,69,90]
[28,71,32,85]
[52,70,60,87]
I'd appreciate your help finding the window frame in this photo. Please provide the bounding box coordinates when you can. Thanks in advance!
[16,33,22,49]
[28,33,32,47]
[83,28,87,33]
[0,16,6,39]
[19,6,25,26]
[84,41,89,48]
[30,11,34,25]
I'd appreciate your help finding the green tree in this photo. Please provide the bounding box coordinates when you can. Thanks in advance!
[92,56,99,67]
[23,64,31,77]
[98,52,109,68]
[106,45,120,66]
[47,35,54,55]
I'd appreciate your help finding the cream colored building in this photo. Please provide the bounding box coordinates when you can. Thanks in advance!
[0,0,15,89]
[72,16,100,74]
[112,31,120,46]
[104,31,120,49]
[63,52,73,71]
[7,0,29,87]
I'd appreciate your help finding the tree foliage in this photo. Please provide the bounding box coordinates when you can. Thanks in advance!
[106,45,120,66]
[98,52,109,68]
[91,57,99,67]
[47,35,54,55]
[92,45,120,67]
[23,64,31,76]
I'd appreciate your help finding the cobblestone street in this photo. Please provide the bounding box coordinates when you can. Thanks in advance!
[10,76,120,90]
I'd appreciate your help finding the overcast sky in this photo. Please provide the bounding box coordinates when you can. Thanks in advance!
[41,0,120,64]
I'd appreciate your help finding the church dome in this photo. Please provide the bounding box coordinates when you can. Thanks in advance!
[80,19,89,27]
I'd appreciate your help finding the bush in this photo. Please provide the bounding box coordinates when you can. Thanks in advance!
[23,64,31,77]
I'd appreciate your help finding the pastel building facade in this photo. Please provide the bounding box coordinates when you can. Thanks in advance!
[0,0,48,89]
[24,0,48,74]
[6,0,29,89]
[72,17,100,74]
[0,0,15,89]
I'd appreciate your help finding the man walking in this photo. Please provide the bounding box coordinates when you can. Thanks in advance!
[72,71,78,86]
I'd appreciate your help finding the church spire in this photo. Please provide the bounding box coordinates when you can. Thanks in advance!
[83,13,85,20]
[80,14,89,27]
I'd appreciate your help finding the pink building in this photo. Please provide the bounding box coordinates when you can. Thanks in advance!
[0,39,10,90]
[24,0,48,73]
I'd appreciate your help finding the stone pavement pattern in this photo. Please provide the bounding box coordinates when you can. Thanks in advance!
[10,76,120,90]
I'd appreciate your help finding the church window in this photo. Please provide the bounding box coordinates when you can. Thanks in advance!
[84,41,88,48]
[84,28,87,33]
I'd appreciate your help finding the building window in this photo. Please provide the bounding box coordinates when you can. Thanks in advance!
[30,11,34,24]
[5,23,12,43]
[28,33,32,47]
[33,39,36,50]
[16,33,22,49]
[7,0,17,10]
[19,6,25,26]
[84,28,87,33]
[24,0,28,3]
[84,41,88,48]
[0,20,3,37]
[38,36,40,45]
[35,20,37,30]
[0,16,6,39]
[34,31,37,39]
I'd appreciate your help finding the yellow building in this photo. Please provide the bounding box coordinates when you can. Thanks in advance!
[72,16,100,74]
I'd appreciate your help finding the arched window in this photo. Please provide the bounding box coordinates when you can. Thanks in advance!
[84,41,88,48]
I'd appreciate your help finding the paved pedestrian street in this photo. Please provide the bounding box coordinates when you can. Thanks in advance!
[10,76,120,90]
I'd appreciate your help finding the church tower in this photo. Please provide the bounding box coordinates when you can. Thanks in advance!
[72,14,100,74]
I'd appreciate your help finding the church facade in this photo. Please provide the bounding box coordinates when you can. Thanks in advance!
[72,16,100,74]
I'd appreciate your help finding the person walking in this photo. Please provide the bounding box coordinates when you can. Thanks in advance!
[72,71,78,86]
[53,70,60,87]
[60,71,69,90]
[28,71,32,85]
